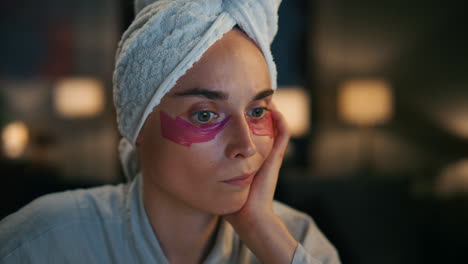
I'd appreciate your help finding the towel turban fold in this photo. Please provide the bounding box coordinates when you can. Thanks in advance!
[113,0,281,180]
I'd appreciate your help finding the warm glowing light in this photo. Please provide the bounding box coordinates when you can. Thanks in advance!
[338,79,393,126]
[437,159,468,197]
[54,77,105,118]
[432,105,468,139]
[2,121,29,159]
[272,87,310,137]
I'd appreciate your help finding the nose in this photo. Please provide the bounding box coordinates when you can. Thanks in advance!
[225,116,257,159]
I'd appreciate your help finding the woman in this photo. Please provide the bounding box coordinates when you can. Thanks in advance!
[0,0,340,263]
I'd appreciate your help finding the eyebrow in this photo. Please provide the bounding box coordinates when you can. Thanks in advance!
[253,89,274,101]
[173,88,274,101]
[173,88,228,100]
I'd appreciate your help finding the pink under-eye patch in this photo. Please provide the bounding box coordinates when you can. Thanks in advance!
[160,111,231,147]
[247,111,274,138]
[160,110,274,147]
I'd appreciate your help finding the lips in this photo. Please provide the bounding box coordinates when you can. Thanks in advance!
[222,173,255,187]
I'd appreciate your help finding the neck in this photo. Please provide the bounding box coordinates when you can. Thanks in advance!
[142,176,220,264]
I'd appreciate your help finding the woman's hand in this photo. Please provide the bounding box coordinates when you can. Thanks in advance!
[223,104,298,264]
[224,103,289,223]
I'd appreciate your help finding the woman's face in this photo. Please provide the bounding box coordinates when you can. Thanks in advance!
[137,29,274,215]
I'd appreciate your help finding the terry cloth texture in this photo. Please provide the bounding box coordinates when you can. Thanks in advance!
[113,0,281,180]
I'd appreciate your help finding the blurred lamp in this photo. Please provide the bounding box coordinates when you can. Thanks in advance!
[2,121,29,159]
[433,106,468,140]
[54,77,104,118]
[338,79,393,126]
[273,87,310,137]
[437,159,468,197]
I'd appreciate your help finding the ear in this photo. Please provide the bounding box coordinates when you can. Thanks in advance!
[136,110,157,145]
[136,131,143,146]
[136,115,151,146]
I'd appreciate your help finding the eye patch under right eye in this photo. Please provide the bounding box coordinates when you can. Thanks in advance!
[160,111,231,147]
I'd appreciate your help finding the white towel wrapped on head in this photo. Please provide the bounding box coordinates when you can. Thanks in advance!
[113,0,281,180]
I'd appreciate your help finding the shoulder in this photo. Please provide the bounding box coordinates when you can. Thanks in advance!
[0,183,128,260]
[273,200,341,262]
[272,200,315,237]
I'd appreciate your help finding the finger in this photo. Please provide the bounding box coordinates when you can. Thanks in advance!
[270,105,291,160]
[250,106,290,201]
[261,106,290,174]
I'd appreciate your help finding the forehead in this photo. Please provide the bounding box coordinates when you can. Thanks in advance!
[168,29,271,96]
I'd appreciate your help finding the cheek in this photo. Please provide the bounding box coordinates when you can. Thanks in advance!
[255,134,274,159]
[159,137,223,176]
[150,111,227,178]
[146,143,220,194]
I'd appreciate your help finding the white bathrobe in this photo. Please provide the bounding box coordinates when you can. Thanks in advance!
[0,174,340,264]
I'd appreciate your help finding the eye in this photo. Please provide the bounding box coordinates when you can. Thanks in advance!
[192,110,218,123]
[247,107,267,119]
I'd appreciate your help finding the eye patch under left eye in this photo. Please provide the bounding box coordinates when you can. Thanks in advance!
[247,111,274,139]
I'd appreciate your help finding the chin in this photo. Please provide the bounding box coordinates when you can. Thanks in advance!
[212,189,250,215]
